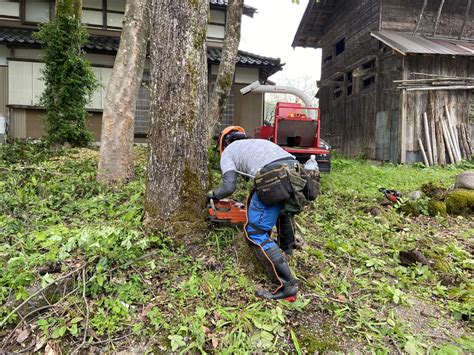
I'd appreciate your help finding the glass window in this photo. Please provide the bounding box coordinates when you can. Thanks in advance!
[0,0,20,18]
[107,0,126,12]
[107,11,123,28]
[209,9,225,24]
[25,0,51,23]
[83,0,103,9]
[335,38,345,56]
[207,24,224,39]
[82,9,103,26]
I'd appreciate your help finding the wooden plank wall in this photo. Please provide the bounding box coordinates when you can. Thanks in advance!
[471,91,474,146]
[404,56,474,162]
[0,66,7,118]
[381,0,473,39]
[319,0,381,157]
[375,52,404,161]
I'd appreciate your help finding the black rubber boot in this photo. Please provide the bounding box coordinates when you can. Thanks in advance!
[277,213,296,255]
[251,244,280,285]
[254,246,298,301]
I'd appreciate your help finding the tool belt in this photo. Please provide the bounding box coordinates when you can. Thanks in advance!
[254,163,293,205]
[254,158,310,212]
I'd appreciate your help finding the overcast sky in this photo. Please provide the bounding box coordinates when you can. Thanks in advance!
[240,0,322,92]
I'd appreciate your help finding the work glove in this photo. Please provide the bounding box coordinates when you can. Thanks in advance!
[206,190,218,202]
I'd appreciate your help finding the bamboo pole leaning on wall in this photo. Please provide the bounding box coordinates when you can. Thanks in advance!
[441,120,456,164]
[418,138,430,166]
[444,105,462,162]
[423,113,433,166]
[430,115,438,165]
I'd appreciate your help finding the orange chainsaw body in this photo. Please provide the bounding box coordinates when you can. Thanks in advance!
[208,199,247,225]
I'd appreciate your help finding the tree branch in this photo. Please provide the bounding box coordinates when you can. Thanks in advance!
[0,263,88,328]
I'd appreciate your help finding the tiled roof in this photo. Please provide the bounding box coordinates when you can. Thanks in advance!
[0,27,283,80]
[208,47,283,80]
[210,0,257,17]
[0,27,37,45]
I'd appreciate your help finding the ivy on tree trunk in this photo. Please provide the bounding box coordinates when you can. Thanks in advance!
[145,0,209,230]
[208,0,244,135]
[34,0,98,147]
[98,0,151,184]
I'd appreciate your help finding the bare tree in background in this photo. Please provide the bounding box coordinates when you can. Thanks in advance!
[208,0,244,136]
[145,0,209,231]
[98,0,151,184]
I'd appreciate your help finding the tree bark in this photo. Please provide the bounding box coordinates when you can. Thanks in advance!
[208,0,244,136]
[145,0,209,229]
[97,0,150,184]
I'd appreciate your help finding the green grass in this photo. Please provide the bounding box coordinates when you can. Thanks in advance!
[0,142,472,353]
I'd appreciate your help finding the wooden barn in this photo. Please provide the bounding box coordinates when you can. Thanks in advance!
[293,0,473,164]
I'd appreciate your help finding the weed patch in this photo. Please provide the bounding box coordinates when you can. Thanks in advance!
[0,146,472,353]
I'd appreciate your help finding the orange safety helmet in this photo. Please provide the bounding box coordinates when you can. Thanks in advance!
[219,126,247,154]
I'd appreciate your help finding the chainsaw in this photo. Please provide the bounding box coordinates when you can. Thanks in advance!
[379,187,402,203]
[207,199,247,225]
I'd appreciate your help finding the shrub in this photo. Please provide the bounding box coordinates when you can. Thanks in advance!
[33,2,98,147]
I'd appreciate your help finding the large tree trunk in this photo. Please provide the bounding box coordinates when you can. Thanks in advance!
[145,0,209,230]
[208,0,244,135]
[97,0,150,184]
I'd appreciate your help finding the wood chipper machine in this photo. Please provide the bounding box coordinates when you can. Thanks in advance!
[241,81,331,172]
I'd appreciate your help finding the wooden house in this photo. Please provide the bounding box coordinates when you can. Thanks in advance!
[293,0,473,163]
[0,0,282,141]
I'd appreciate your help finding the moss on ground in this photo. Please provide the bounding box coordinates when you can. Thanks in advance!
[445,189,474,216]
[297,324,340,353]
[428,199,447,217]
[398,200,421,216]
[421,182,447,199]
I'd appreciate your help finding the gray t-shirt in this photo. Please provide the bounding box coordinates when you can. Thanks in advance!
[220,139,294,176]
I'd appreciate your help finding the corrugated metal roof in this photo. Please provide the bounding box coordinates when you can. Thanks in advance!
[0,27,282,80]
[210,0,257,17]
[371,30,474,56]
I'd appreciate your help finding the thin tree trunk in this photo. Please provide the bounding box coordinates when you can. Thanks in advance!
[72,0,82,18]
[98,0,150,184]
[56,0,82,18]
[145,0,209,229]
[208,0,244,136]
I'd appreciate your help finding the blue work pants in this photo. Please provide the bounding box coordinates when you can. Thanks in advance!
[244,192,283,250]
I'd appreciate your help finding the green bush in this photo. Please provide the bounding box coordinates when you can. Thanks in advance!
[33,3,98,147]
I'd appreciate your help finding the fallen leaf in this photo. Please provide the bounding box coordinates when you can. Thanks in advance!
[44,341,60,355]
[142,303,157,317]
[337,295,347,302]
[15,327,31,344]
[34,335,47,352]
[87,327,101,341]
[212,337,219,348]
